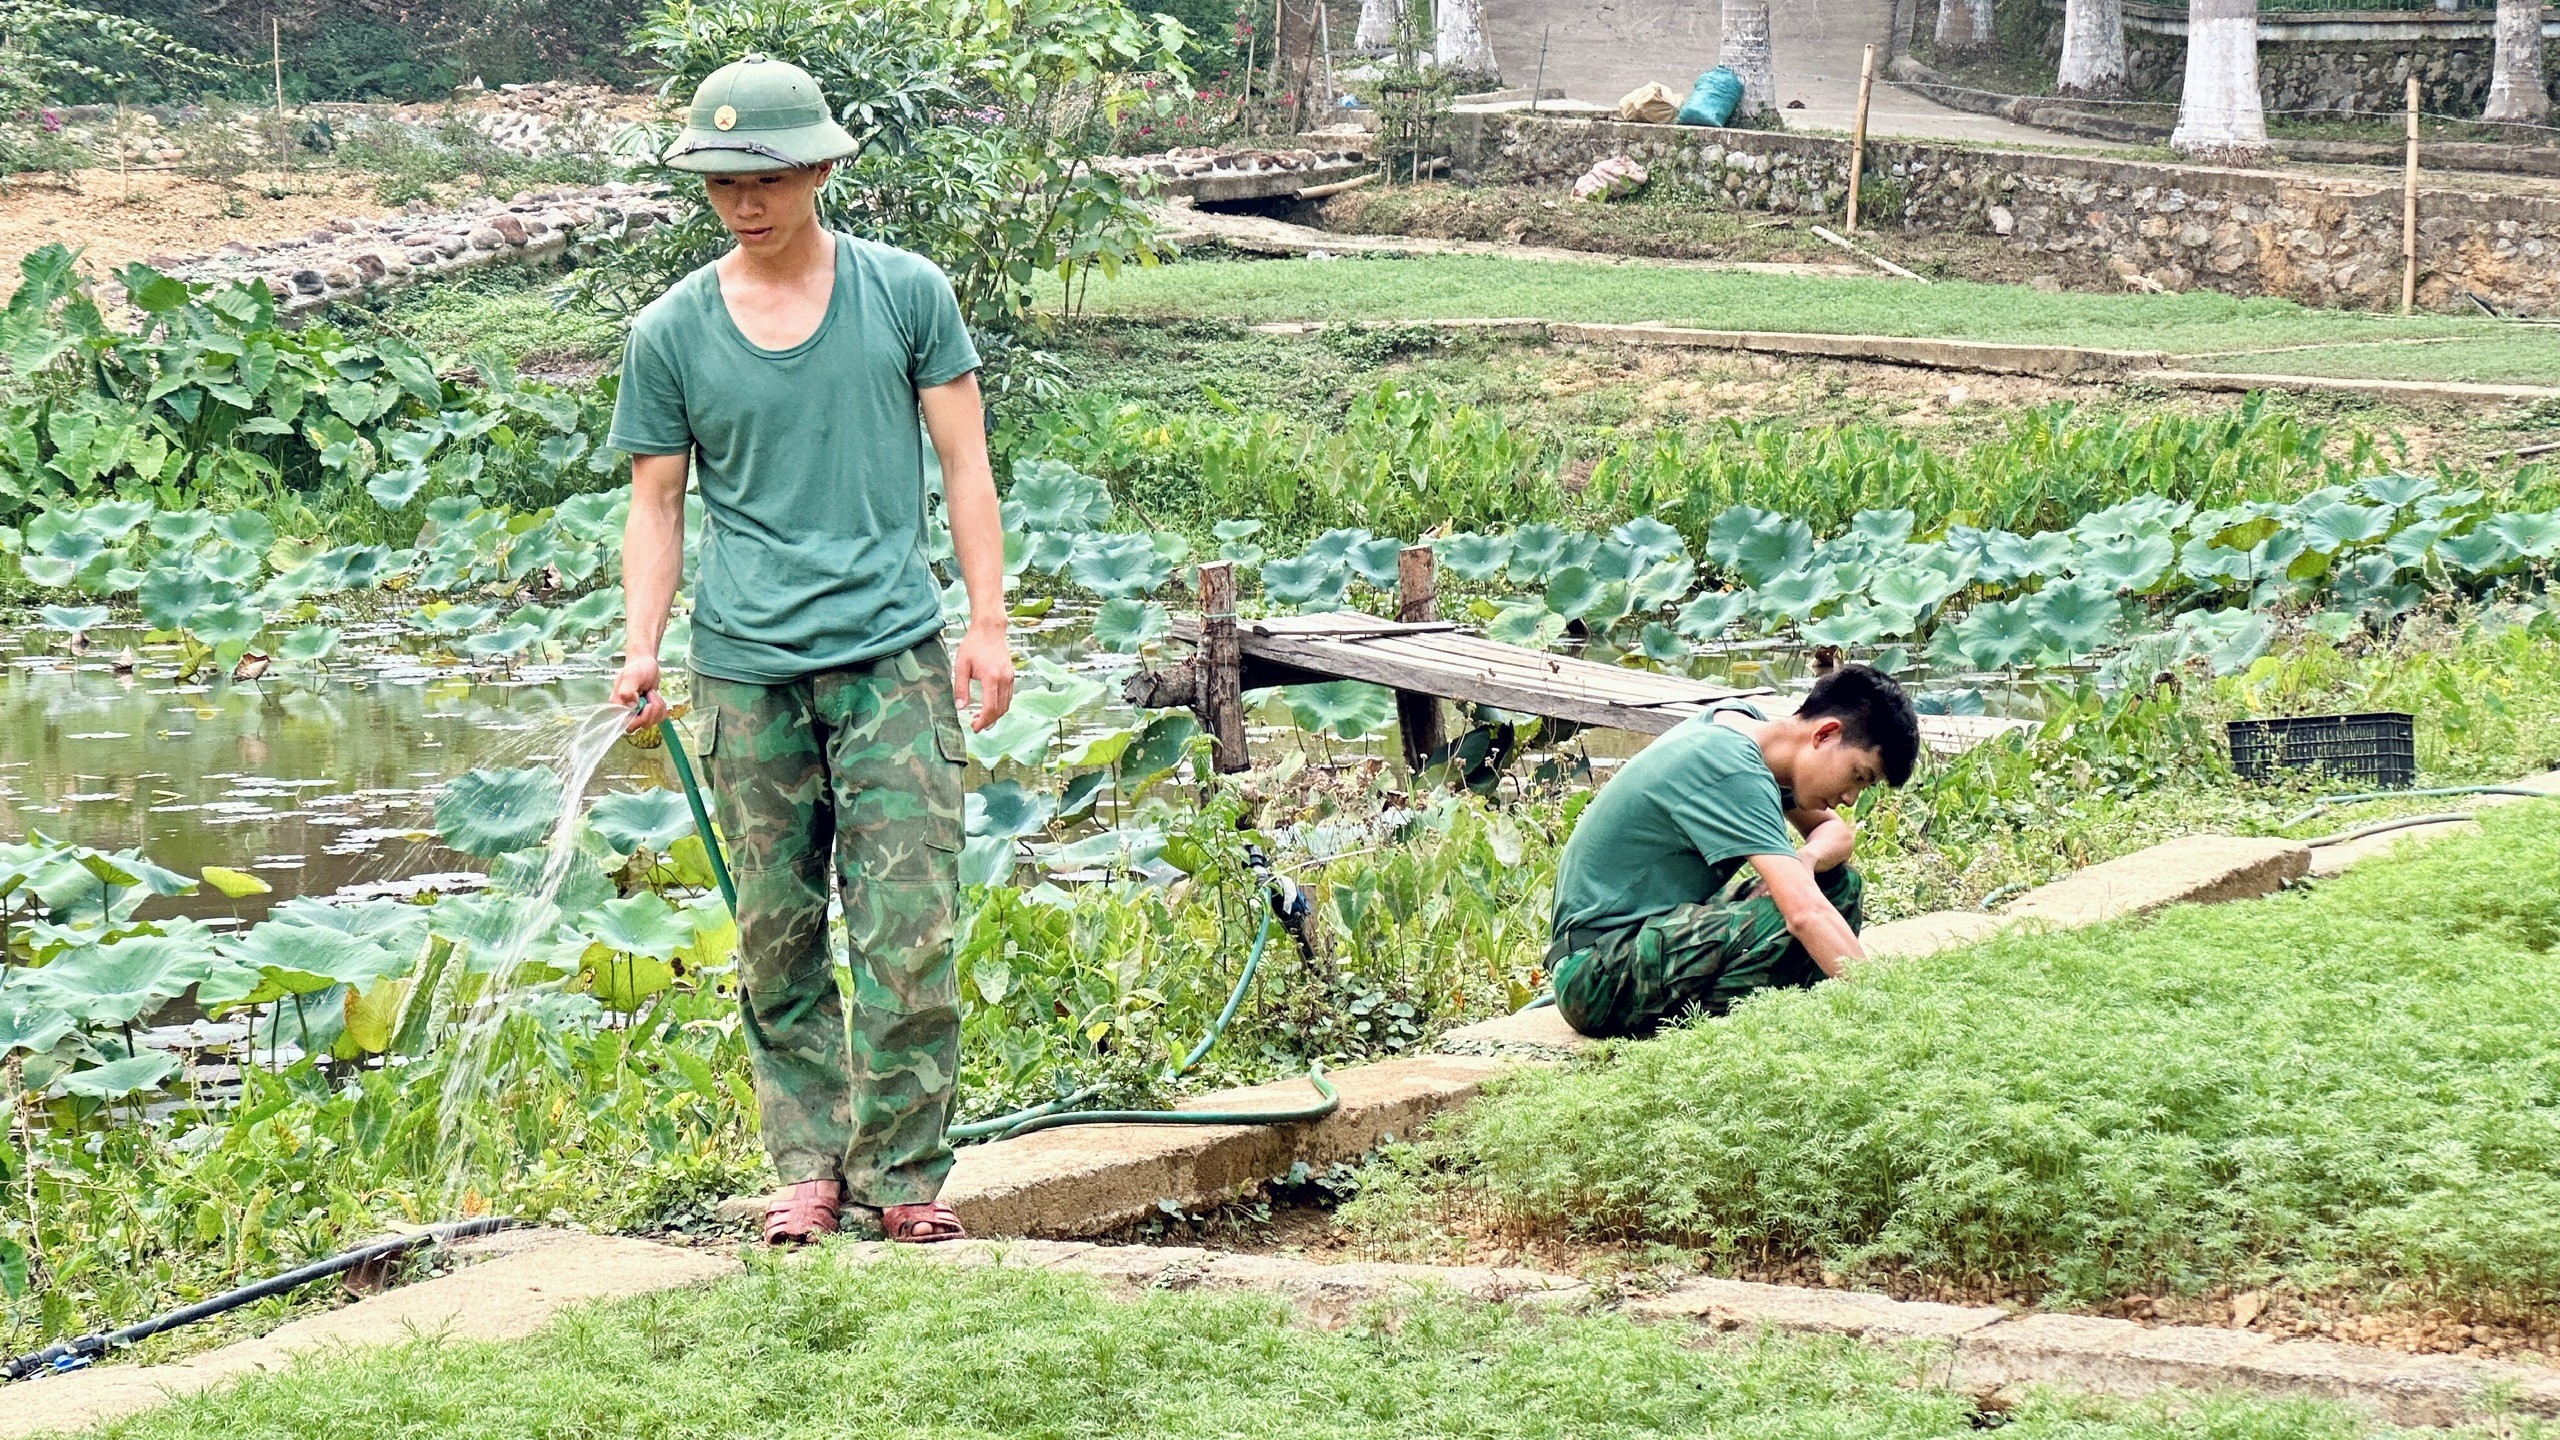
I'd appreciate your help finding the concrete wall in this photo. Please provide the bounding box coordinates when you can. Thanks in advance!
[1450,109,2560,314]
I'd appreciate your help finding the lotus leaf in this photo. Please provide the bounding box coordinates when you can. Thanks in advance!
[2071,496,2191,544]
[1012,665,1109,723]
[220,921,410,994]
[1704,507,1814,588]
[2436,527,2516,575]
[1950,597,2040,670]
[2195,610,2274,675]
[1626,557,1695,613]
[20,935,211,1025]
[2417,487,2486,521]
[1849,508,1917,546]
[1092,597,1171,653]
[1260,554,1350,610]
[969,780,1057,839]
[422,603,497,634]
[1611,516,1688,568]
[1121,711,1199,783]
[1801,603,1886,648]
[1067,533,1171,599]
[436,765,564,856]
[557,589,624,636]
[967,706,1062,769]
[580,893,692,962]
[275,624,339,667]
[1286,680,1397,740]
[215,511,275,553]
[198,545,263,586]
[1981,531,2075,584]
[339,976,411,1055]
[425,892,560,960]
[138,567,212,629]
[1483,602,1567,650]
[1635,622,1688,664]
[367,464,429,509]
[190,599,264,647]
[1868,564,1961,615]
[2028,578,2123,656]
[2489,511,2560,560]
[1345,537,1404,588]
[147,510,216,547]
[1543,565,1604,620]
[2295,501,2395,554]
[78,500,154,539]
[1213,518,1263,541]
[589,788,699,855]
[2070,532,2175,593]
[1506,523,1569,583]
[1437,531,1512,582]
[1006,460,1113,531]
[1752,567,1841,624]
[1300,527,1371,564]
[460,622,543,659]
[2178,535,2255,586]
[1675,591,1751,642]
[59,1050,178,1100]
[2356,473,2437,508]
[200,866,271,898]
[0,993,72,1057]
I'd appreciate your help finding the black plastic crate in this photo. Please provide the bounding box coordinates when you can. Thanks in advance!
[2226,712,2416,788]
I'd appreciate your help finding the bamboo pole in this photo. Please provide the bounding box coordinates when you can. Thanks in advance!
[2401,74,2420,316]
[1846,44,1877,232]
[272,19,289,191]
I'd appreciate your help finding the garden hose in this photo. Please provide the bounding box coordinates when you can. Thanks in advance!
[2306,810,2516,849]
[1,1217,517,1382]
[654,712,1337,1144]
[2280,785,2552,831]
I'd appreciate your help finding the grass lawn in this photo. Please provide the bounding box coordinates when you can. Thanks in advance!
[1345,804,2560,1316]
[1053,255,2560,386]
[63,1251,2441,1440]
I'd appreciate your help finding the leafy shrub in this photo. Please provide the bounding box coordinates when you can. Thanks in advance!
[580,0,1190,330]
[1367,806,2560,1309]
[0,0,222,173]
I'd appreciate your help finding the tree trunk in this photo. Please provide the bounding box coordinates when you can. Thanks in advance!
[1356,0,1402,54]
[1934,0,1994,50]
[2057,0,2128,96]
[1720,0,1776,118]
[1434,0,1499,79]
[2483,0,2552,124]
[2169,0,2267,163]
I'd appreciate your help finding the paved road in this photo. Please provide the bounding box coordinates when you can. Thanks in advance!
[1477,0,2115,147]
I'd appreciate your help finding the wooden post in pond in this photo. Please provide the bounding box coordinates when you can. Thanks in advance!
[1394,544,1445,773]
[1199,561,1249,774]
[1846,45,1876,233]
[2401,75,2421,316]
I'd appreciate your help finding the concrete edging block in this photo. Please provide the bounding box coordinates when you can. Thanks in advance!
[1999,835,2309,928]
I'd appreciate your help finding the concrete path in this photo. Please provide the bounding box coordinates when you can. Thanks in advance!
[1475,0,2115,147]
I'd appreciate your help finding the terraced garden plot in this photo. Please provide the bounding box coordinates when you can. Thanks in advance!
[51,1250,2450,1440]
[1346,805,2560,1329]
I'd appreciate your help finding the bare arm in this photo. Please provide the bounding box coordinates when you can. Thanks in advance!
[1786,806,1856,874]
[610,452,689,732]
[1746,849,1864,977]
[919,372,1014,731]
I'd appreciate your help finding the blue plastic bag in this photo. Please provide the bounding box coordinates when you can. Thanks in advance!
[1676,67,1744,127]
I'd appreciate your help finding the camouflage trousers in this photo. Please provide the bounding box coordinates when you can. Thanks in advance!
[1549,865,1863,1039]
[691,638,967,1206]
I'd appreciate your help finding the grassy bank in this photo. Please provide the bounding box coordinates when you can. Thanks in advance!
[1049,254,2557,385]
[56,1250,2441,1440]
[1346,805,2560,1320]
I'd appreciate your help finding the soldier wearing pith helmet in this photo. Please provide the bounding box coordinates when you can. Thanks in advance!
[607,54,1016,1247]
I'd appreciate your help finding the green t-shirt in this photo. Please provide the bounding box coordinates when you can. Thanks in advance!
[1550,706,1798,937]
[607,233,982,683]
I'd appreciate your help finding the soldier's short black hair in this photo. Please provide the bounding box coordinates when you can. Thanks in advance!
[1799,663,1920,786]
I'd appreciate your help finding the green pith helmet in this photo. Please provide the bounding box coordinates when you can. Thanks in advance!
[662,53,860,174]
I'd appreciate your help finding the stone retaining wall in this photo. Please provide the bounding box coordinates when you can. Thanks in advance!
[141,181,679,316]
[2102,1,2560,117]
[1450,110,2560,314]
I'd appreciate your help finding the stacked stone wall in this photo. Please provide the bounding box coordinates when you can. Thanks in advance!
[1453,111,2560,314]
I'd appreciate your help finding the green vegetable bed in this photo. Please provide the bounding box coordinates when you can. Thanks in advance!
[1351,804,2560,1312]
[61,1251,2423,1440]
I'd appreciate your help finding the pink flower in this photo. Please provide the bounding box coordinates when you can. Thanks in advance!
[40,109,61,133]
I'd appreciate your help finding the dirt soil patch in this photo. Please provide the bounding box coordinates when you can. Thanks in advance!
[0,169,410,279]
[1313,182,2054,287]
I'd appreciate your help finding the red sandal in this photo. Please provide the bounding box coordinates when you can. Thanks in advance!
[763,1179,843,1245]
[881,1201,966,1244]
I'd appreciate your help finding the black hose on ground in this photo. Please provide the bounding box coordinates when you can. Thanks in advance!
[2,1216,517,1382]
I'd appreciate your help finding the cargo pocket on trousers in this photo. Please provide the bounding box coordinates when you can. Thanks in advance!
[925,705,968,856]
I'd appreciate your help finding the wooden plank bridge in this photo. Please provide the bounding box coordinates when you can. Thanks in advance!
[1127,552,2033,774]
